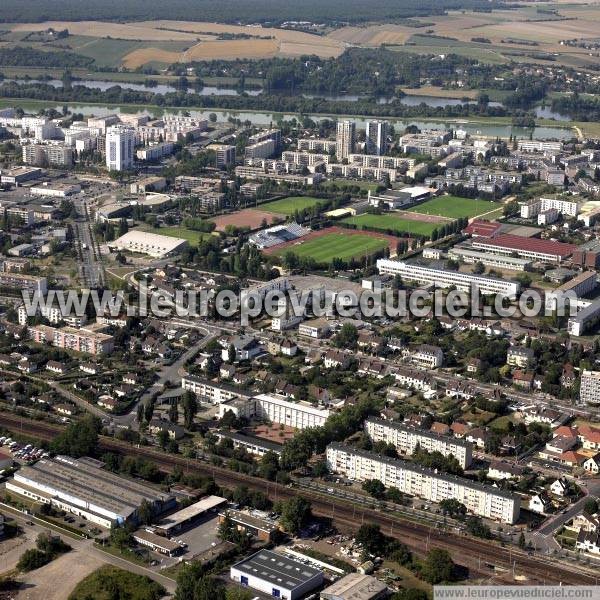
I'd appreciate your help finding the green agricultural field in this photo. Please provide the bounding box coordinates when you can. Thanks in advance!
[66,37,191,68]
[342,214,438,237]
[409,196,498,219]
[276,232,387,263]
[260,196,325,215]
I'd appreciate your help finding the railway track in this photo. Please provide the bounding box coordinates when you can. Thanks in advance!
[2,413,598,586]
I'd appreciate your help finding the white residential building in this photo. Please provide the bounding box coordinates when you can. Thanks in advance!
[326,444,520,524]
[580,370,600,405]
[252,393,330,429]
[412,344,444,369]
[105,125,135,171]
[336,121,355,160]
[365,418,472,468]
[365,120,388,156]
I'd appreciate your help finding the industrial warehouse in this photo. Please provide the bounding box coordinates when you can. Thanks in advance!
[6,456,175,528]
[230,549,324,600]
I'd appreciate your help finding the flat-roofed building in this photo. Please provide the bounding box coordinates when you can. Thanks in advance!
[0,273,47,294]
[252,393,330,429]
[214,430,283,456]
[155,495,227,537]
[231,549,324,600]
[30,182,81,198]
[109,230,188,258]
[219,509,280,541]
[580,370,600,405]
[181,375,250,404]
[132,529,183,556]
[376,260,519,297]
[545,271,597,311]
[6,455,174,528]
[448,247,531,271]
[326,443,520,524]
[321,573,388,600]
[365,417,472,468]
[472,234,577,264]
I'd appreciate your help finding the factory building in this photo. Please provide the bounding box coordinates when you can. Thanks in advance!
[7,456,175,528]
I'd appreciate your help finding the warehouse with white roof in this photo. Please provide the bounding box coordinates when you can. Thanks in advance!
[109,230,188,258]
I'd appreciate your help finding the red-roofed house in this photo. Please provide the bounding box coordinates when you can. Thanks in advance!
[430,421,451,436]
[579,424,600,451]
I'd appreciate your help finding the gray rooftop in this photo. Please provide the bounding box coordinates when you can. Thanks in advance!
[232,549,322,589]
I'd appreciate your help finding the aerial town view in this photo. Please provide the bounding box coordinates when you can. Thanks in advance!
[2,0,600,598]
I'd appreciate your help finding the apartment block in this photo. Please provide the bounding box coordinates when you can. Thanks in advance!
[214,144,236,168]
[326,443,519,523]
[365,418,472,468]
[580,370,600,405]
[336,121,355,160]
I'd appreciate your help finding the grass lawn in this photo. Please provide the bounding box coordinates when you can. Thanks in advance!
[276,232,387,263]
[152,225,208,245]
[260,196,325,215]
[342,214,437,237]
[68,565,165,600]
[409,196,498,219]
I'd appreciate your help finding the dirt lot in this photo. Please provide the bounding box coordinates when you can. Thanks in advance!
[16,548,105,600]
[250,423,296,444]
[394,210,451,223]
[210,208,283,232]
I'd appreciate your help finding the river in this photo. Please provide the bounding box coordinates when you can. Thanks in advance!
[0,79,575,140]
[3,78,262,97]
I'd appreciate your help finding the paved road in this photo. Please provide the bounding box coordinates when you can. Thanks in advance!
[114,328,214,428]
[1,503,176,595]
[72,199,105,288]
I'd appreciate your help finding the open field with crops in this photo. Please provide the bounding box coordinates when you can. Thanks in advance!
[408,196,499,219]
[6,19,344,67]
[260,196,326,216]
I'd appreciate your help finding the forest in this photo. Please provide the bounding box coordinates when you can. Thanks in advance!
[0,0,509,25]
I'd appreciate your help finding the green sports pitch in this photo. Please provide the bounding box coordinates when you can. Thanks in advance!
[260,196,325,215]
[341,214,438,237]
[408,196,499,219]
[275,232,387,263]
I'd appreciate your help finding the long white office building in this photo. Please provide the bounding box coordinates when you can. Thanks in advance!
[326,443,520,524]
[365,418,472,468]
[376,259,520,297]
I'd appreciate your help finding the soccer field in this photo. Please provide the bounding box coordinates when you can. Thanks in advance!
[276,232,387,263]
[155,226,208,244]
[260,196,325,215]
[408,196,498,219]
[342,214,438,237]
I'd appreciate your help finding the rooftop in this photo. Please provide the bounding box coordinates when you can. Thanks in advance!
[232,549,322,589]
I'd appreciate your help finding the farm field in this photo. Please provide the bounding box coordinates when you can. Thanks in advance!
[260,196,326,215]
[274,231,388,263]
[7,19,344,67]
[408,196,499,219]
[342,214,438,237]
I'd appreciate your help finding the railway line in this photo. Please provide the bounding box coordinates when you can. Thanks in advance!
[2,413,599,586]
